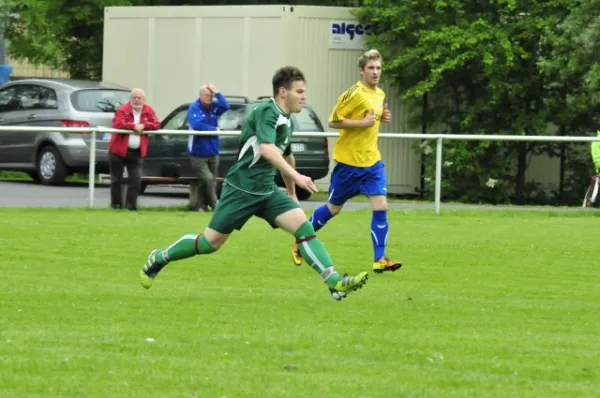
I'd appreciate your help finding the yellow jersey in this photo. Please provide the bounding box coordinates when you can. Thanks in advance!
[329,81,385,167]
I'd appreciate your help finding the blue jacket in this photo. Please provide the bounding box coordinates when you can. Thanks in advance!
[187,93,230,156]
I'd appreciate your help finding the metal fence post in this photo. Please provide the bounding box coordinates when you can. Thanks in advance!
[434,137,443,215]
[88,130,97,208]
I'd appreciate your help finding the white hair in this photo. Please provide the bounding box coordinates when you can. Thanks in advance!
[131,88,146,97]
[199,85,210,95]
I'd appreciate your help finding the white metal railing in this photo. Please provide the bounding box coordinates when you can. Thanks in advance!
[1,125,600,214]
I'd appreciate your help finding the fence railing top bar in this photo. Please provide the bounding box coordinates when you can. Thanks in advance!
[1,125,600,142]
[379,133,600,142]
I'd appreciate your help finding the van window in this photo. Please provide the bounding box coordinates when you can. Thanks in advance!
[0,86,19,112]
[71,89,130,112]
[18,85,58,110]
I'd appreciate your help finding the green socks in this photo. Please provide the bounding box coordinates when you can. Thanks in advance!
[149,224,341,291]
[154,233,216,266]
[295,221,341,288]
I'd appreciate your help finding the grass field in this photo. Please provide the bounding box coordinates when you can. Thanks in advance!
[1,207,599,397]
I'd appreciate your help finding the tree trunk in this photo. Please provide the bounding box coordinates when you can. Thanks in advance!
[558,125,566,202]
[515,143,527,204]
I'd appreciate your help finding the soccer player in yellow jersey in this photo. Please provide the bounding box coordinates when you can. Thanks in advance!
[292,49,402,273]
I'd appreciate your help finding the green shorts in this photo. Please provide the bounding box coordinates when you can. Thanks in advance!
[208,183,300,234]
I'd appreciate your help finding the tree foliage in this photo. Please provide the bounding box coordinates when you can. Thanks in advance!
[1,0,129,79]
[0,0,359,79]
[354,0,600,204]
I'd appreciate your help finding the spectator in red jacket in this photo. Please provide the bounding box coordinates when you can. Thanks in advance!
[109,88,161,210]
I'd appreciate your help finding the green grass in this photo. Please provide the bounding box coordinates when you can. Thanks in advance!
[1,208,599,397]
[0,171,95,184]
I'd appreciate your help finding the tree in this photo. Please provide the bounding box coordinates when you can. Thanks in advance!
[1,0,132,79]
[353,0,600,205]
[1,0,360,79]
[538,0,600,201]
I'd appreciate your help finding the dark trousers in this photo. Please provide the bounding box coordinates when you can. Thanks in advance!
[189,155,219,210]
[109,150,143,210]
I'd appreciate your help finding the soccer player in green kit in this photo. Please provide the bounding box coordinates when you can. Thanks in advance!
[140,66,368,301]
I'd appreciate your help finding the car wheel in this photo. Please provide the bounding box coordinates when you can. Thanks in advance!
[296,186,312,201]
[36,145,67,185]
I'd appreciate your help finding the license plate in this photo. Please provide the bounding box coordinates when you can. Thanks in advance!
[291,143,305,152]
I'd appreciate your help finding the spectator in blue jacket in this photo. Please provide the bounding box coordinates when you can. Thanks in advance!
[187,83,230,211]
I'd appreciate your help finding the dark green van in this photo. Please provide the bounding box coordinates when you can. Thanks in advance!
[141,96,330,200]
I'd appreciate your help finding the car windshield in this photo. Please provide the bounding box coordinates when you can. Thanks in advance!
[239,103,321,132]
[218,104,247,130]
[294,107,321,131]
[162,108,188,130]
[70,89,130,113]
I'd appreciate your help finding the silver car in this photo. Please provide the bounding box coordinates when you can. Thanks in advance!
[0,78,131,184]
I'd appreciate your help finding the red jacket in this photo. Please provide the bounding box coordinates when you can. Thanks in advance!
[109,102,161,157]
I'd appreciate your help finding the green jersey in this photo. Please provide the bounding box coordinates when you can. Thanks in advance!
[224,98,293,195]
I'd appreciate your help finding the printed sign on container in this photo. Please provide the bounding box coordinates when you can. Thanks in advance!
[329,21,370,50]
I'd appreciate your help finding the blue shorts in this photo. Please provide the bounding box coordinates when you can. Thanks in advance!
[328,160,387,206]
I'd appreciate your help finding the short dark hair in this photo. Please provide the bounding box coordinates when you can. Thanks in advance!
[272,66,306,97]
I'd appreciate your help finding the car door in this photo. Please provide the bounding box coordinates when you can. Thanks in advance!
[0,85,25,165]
[11,84,63,164]
[143,106,189,177]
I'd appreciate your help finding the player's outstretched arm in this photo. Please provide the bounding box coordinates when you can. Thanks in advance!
[259,143,317,193]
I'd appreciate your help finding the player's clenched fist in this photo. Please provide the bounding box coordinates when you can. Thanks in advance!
[382,103,391,123]
[362,109,377,127]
